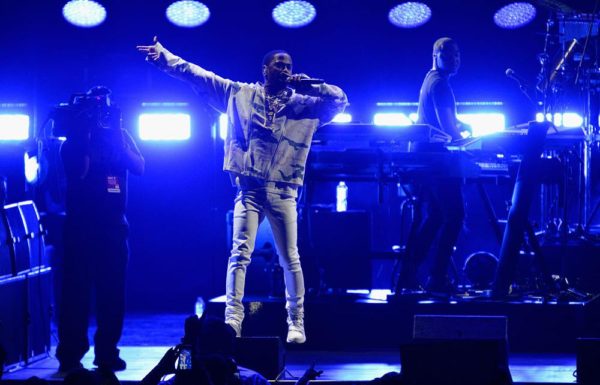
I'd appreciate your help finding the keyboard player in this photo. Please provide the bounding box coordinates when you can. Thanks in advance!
[396,37,472,294]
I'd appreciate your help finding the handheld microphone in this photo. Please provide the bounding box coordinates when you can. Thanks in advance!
[286,75,325,85]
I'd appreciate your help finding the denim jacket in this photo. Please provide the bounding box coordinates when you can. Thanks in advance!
[153,44,348,186]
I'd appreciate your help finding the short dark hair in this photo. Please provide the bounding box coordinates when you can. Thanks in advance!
[262,49,290,67]
[433,37,456,54]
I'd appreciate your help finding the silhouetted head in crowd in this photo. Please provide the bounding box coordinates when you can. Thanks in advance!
[24,376,49,385]
[175,315,239,385]
[369,371,405,385]
[63,368,120,385]
[197,316,236,357]
[181,315,236,358]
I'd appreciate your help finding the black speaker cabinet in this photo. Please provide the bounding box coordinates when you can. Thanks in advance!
[4,203,30,274]
[0,275,27,370]
[413,314,507,340]
[577,338,600,384]
[307,210,371,290]
[25,267,52,363]
[401,314,511,385]
[400,339,512,385]
[234,336,284,379]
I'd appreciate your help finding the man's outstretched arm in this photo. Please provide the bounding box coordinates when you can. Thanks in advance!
[137,36,236,113]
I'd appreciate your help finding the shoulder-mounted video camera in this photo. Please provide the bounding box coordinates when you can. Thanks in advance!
[50,86,122,138]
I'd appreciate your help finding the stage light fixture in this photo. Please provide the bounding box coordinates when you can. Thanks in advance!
[535,112,583,128]
[62,0,107,28]
[218,113,228,140]
[457,113,505,137]
[373,112,413,127]
[166,0,210,28]
[0,114,29,141]
[24,153,39,184]
[535,112,545,123]
[332,113,352,123]
[272,1,316,28]
[138,113,191,141]
[494,2,536,29]
[388,2,432,28]
[562,113,583,128]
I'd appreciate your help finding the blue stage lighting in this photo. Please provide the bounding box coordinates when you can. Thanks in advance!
[494,2,536,29]
[536,112,583,128]
[138,113,191,141]
[332,113,352,123]
[24,153,39,184]
[373,113,413,126]
[62,0,107,28]
[535,112,544,123]
[562,113,583,128]
[272,1,316,28]
[388,2,432,28]
[0,114,29,140]
[166,1,210,28]
[457,113,505,137]
[219,113,228,141]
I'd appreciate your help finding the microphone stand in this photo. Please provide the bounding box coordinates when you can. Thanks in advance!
[517,81,537,107]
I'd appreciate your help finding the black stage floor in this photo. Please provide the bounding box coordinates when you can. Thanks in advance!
[3,291,599,384]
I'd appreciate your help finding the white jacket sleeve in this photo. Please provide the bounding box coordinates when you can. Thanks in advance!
[150,42,237,113]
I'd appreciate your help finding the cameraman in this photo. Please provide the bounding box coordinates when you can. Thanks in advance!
[56,86,144,373]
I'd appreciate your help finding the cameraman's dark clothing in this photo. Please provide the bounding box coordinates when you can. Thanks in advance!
[65,166,127,220]
[397,70,464,291]
[57,132,137,369]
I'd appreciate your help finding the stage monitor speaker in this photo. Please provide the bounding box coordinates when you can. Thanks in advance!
[19,201,48,270]
[413,314,507,340]
[0,214,13,278]
[401,314,511,385]
[234,336,284,380]
[577,338,600,384]
[4,203,30,274]
[0,275,27,370]
[307,210,371,290]
[25,267,52,364]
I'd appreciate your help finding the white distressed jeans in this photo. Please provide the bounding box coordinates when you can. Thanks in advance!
[225,188,305,325]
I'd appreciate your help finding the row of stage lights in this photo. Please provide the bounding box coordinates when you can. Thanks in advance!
[0,110,587,142]
[62,0,538,29]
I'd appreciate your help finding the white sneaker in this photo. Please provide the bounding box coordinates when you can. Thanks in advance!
[225,319,242,338]
[286,318,306,344]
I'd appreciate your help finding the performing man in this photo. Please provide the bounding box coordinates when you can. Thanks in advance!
[137,37,347,343]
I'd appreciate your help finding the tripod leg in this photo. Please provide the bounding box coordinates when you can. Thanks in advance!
[477,182,504,243]
[525,222,555,291]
